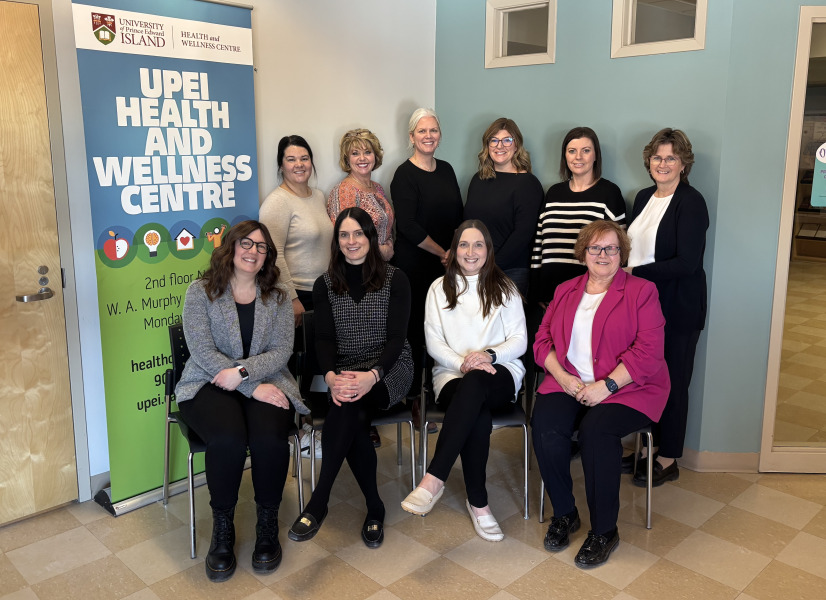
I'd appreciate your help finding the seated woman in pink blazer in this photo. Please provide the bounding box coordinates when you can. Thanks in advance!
[532,220,669,568]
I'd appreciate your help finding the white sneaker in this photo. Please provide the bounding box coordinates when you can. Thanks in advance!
[299,423,322,459]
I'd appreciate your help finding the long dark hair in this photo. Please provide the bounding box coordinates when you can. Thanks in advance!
[327,207,386,294]
[200,220,284,303]
[442,220,518,318]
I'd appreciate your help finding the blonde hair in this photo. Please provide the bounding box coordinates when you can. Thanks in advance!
[339,128,384,173]
[477,117,531,180]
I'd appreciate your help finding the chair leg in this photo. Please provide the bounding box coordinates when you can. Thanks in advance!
[292,431,304,512]
[163,420,172,505]
[187,451,196,559]
[644,431,653,529]
[539,479,545,523]
[421,421,429,481]
[407,421,416,491]
[522,423,529,520]
[396,422,403,466]
[310,430,318,491]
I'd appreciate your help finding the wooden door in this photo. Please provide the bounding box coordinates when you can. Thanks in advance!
[0,0,77,523]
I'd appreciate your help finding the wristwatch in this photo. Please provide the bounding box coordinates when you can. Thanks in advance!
[485,348,497,364]
[237,366,249,381]
[373,366,385,380]
[604,377,618,394]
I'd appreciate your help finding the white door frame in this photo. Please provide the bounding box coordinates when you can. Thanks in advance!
[28,0,92,500]
[760,6,826,472]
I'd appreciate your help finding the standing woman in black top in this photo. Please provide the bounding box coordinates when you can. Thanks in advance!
[464,117,544,297]
[530,126,626,306]
[288,207,413,548]
[625,128,709,487]
[391,108,463,425]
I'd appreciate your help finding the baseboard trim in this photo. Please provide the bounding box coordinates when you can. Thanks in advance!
[679,448,759,473]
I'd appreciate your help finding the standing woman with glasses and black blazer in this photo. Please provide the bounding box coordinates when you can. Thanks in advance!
[176,220,309,582]
[464,117,544,298]
[625,128,709,488]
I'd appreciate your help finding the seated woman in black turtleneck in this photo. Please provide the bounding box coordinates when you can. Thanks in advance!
[288,207,413,549]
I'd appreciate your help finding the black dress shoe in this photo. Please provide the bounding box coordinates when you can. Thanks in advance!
[252,505,282,573]
[370,426,382,448]
[543,509,580,551]
[633,459,679,488]
[574,529,619,568]
[288,508,327,542]
[361,518,384,548]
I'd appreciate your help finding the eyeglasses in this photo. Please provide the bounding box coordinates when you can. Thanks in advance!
[586,245,620,256]
[650,155,679,166]
[238,237,269,254]
[488,137,514,147]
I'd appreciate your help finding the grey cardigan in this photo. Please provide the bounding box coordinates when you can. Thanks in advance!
[174,278,309,414]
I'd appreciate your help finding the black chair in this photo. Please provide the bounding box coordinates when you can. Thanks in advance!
[419,354,530,520]
[538,425,654,529]
[162,323,304,558]
[299,311,416,492]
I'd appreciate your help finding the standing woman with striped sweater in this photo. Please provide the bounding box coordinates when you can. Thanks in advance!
[530,127,626,306]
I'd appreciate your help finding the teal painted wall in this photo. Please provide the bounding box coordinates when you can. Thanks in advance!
[435,1,825,454]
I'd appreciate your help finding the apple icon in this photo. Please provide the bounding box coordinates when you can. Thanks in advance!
[103,230,129,260]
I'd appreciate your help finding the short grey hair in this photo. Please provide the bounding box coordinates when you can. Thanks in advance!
[407,107,441,150]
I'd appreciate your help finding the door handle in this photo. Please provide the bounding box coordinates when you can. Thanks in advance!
[16,287,54,303]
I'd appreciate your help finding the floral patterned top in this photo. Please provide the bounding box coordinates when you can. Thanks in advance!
[327,177,394,245]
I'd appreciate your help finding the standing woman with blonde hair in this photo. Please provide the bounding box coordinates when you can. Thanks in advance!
[464,117,544,297]
[390,108,463,427]
[328,128,395,262]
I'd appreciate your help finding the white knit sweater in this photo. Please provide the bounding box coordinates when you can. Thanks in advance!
[424,274,527,399]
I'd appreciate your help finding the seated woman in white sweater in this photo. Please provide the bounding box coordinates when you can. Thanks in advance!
[401,220,527,541]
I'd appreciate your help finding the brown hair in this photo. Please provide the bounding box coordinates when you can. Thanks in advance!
[573,220,631,265]
[559,126,602,181]
[327,207,386,294]
[642,128,694,184]
[200,220,284,303]
[442,220,519,318]
[476,117,531,180]
[338,128,384,173]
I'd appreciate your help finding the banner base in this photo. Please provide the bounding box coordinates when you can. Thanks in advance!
[93,474,207,517]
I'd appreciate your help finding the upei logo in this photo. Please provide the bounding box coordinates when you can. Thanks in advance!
[92,12,116,46]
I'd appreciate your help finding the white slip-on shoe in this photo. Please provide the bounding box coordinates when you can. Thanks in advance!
[466,500,504,542]
[401,486,444,516]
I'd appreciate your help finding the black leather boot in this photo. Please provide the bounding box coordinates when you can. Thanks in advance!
[252,504,282,573]
[205,506,236,582]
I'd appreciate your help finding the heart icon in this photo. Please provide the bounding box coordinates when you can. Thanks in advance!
[180,236,191,245]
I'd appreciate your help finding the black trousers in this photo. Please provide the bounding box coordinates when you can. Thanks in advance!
[427,366,514,508]
[532,392,650,536]
[302,384,390,522]
[177,383,294,511]
[656,327,702,458]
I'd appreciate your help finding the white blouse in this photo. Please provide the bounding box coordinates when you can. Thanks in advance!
[627,193,673,268]
[567,291,606,383]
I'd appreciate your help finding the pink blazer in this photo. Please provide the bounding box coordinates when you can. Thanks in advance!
[534,269,670,422]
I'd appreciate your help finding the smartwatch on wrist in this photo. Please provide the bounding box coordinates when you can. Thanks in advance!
[237,366,249,381]
[604,377,619,394]
[485,348,497,364]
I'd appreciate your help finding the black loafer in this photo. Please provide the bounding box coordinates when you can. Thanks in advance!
[370,426,381,448]
[361,518,384,549]
[574,530,619,568]
[633,459,679,488]
[288,508,327,542]
[544,510,580,551]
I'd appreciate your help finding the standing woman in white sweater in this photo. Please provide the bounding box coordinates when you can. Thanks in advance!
[401,220,527,541]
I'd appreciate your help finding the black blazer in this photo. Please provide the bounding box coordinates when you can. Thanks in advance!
[629,181,709,332]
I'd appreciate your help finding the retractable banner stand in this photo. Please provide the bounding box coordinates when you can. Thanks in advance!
[72,0,258,506]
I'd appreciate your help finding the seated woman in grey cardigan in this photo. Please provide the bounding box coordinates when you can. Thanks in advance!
[175,220,309,582]
[401,220,527,541]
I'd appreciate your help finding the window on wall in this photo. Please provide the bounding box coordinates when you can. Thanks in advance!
[611,0,707,58]
[485,0,556,69]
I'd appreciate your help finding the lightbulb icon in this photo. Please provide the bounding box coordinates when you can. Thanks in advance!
[144,230,161,257]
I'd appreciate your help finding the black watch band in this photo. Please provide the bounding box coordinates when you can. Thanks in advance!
[604,377,619,394]
[373,366,385,380]
[485,348,497,364]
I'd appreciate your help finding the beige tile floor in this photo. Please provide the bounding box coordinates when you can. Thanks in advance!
[2,426,826,600]
[776,260,826,445]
